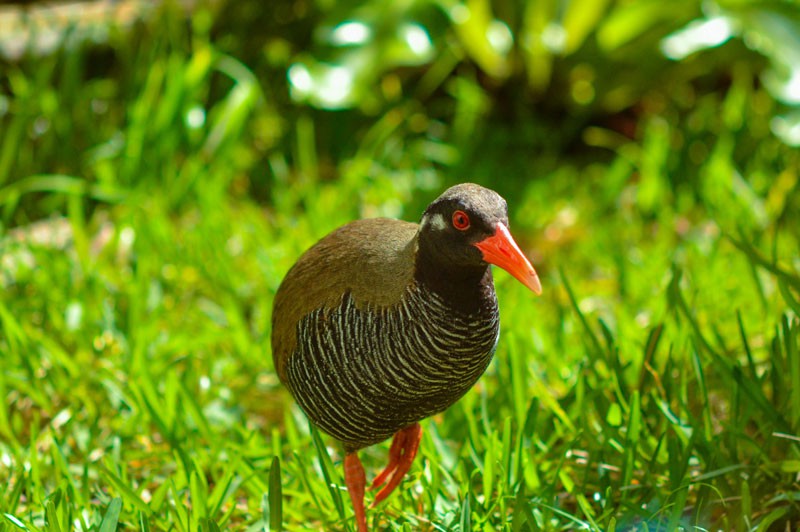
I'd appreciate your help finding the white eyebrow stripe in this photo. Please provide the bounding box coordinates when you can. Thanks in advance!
[427,213,448,231]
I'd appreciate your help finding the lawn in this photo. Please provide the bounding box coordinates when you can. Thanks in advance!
[1,1,799,530]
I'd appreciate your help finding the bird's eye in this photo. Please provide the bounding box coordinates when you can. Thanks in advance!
[452,210,470,230]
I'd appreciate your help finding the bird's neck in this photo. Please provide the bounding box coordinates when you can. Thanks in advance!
[414,243,495,315]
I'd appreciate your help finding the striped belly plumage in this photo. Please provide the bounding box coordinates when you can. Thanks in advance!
[285,283,500,451]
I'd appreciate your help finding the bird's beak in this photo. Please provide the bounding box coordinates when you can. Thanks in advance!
[474,223,542,295]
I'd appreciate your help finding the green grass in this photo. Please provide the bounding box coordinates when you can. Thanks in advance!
[2,1,800,530]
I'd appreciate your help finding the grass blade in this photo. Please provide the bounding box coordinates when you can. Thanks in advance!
[460,493,471,532]
[783,315,800,428]
[44,498,62,532]
[199,519,221,532]
[622,391,641,490]
[3,513,30,530]
[99,498,122,532]
[138,511,151,532]
[269,456,283,532]
[778,279,800,317]
[559,267,604,360]
[691,344,712,441]
[727,235,800,290]
[99,466,151,514]
[310,425,345,520]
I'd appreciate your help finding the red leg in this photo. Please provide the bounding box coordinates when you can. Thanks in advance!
[344,453,368,532]
[369,428,407,490]
[369,423,422,508]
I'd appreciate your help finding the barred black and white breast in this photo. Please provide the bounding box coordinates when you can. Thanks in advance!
[285,281,500,451]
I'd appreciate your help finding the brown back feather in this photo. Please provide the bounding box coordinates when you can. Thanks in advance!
[271,218,419,382]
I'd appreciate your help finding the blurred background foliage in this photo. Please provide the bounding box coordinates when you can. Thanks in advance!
[2,0,799,223]
[1,0,800,530]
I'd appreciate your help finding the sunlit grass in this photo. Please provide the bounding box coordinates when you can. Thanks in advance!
[2,2,800,531]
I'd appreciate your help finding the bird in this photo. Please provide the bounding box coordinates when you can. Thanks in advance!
[271,183,541,531]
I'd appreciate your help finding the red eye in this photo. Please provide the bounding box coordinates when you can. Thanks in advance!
[452,210,470,230]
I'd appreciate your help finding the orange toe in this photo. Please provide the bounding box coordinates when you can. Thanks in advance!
[370,423,422,508]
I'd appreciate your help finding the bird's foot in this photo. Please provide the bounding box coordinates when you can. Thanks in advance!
[344,453,368,532]
[369,423,422,508]
[369,425,408,490]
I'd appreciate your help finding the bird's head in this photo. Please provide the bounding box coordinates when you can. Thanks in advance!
[419,183,542,295]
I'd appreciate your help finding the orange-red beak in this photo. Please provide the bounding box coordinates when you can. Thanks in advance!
[474,223,542,295]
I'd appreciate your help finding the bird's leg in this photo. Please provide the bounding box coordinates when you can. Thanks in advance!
[369,423,422,508]
[369,427,407,490]
[344,453,368,532]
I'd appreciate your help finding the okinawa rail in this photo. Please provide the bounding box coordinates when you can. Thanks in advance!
[271,183,541,531]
